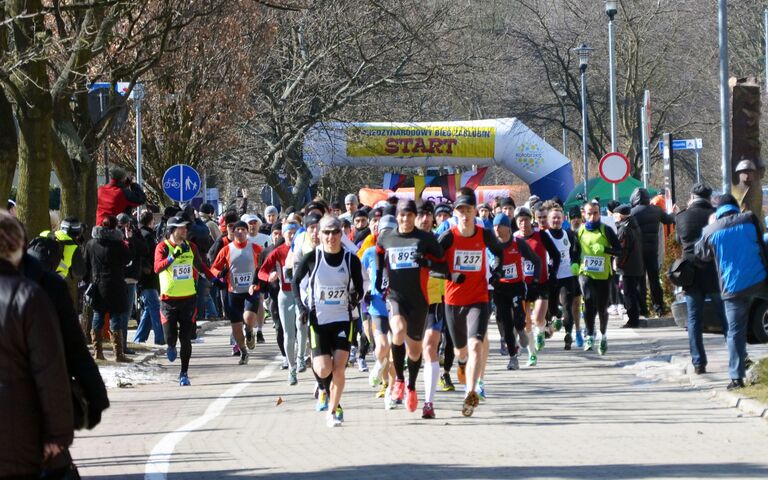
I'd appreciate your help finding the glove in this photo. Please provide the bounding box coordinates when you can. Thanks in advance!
[364,291,372,304]
[570,263,580,275]
[349,291,362,309]
[489,270,502,287]
[212,277,226,289]
[451,272,466,284]
[414,252,432,268]
[172,246,183,257]
[590,243,605,255]
[180,242,190,253]
[298,309,309,324]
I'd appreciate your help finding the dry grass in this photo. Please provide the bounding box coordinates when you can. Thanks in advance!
[741,357,768,405]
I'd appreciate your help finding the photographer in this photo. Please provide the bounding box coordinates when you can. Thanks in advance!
[96,167,147,226]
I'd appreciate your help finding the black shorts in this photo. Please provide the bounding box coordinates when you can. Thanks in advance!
[445,302,490,350]
[525,282,550,301]
[372,315,390,335]
[551,276,582,300]
[309,311,354,357]
[226,292,260,323]
[388,297,429,341]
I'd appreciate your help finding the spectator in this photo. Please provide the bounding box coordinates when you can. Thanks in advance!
[182,205,214,256]
[134,211,165,345]
[478,203,493,230]
[84,215,134,362]
[117,213,141,355]
[156,205,181,241]
[675,183,726,374]
[200,203,221,241]
[630,187,675,317]
[696,193,768,390]
[613,204,644,328]
[95,167,146,226]
[0,210,74,478]
[39,216,86,281]
[733,159,765,230]
[6,198,16,216]
[331,201,343,217]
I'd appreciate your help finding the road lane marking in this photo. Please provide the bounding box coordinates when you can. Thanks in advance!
[144,362,277,480]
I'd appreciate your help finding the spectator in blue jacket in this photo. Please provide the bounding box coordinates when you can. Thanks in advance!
[695,193,768,390]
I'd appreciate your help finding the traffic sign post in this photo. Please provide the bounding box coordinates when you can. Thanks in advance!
[599,152,630,200]
[658,137,703,183]
[163,164,201,203]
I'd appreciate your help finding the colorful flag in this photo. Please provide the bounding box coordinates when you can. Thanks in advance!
[383,172,407,191]
[414,175,436,201]
[460,167,488,189]
[434,173,460,201]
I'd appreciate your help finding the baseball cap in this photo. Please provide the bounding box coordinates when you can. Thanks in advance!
[378,214,397,232]
[241,214,260,224]
[493,213,511,228]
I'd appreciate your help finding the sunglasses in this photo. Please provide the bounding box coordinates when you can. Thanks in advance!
[321,229,341,235]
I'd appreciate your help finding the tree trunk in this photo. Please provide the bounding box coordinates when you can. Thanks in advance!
[0,91,17,203]
[16,108,54,234]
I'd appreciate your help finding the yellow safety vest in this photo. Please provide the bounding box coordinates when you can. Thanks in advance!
[40,230,77,279]
[159,240,197,298]
[577,225,612,280]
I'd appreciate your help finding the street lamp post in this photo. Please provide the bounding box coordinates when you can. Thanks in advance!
[606,0,618,200]
[554,82,568,156]
[574,43,593,199]
[718,0,731,193]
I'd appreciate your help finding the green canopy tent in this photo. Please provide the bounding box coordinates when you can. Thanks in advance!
[564,177,658,209]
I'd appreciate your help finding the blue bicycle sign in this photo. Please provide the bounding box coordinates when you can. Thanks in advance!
[163,164,201,202]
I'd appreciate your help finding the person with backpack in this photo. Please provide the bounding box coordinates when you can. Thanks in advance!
[38,217,86,282]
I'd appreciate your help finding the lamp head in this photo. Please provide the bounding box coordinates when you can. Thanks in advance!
[605,1,618,19]
[573,43,593,72]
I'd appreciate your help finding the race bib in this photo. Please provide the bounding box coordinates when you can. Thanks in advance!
[523,260,535,276]
[388,246,418,269]
[453,250,482,272]
[583,255,605,273]
[232,271,253,288]
[172,264,192,280]
[503,263,518,280]
[318,286,348,306]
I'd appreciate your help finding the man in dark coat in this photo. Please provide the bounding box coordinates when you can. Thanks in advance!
[675,184,727,374]
[613,204,644,328]
[630,187,675,316]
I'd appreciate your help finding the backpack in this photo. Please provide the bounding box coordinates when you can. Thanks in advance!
[27,232,64,273]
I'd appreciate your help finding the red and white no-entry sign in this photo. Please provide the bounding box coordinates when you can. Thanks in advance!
[599,152,630,184]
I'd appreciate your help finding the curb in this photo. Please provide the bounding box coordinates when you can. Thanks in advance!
[637,316,677,328]
[127,319,228,364]
[669,354,768,420]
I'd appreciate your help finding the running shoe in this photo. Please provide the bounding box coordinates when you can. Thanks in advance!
[238,350,249,365]
[406,388,418,412]
[422,401,436,419]
[392,380,406,402]
[584,335,594,352]
[564,333,573,350]
[608,304,618,316]
[376,382,388,398]
[349,345,358,364]
[384,388,397,410]
[598,337,607,356]
[506,356,519,370]
[179,373,191,386]
[477,380,486,401]
[500,341,508,357]
[527,353,537,367]
[457,363,467,385]
[297,357,307,373]
[315,390,329,411]
[462,391,480,417]
[335,406,344,423]
[575,330,584,348]
[439,373,456,391]
[167,345,177,363]
[245,329,255,350]
[326,412,342,427]
[289,368,298,385]
[553,317,563,332]
[232,344,241,357]
[369,363,382,387]
[535,331,545,352]
[256,331,266,344]
[281,357,289,370]
[618,304,627,315]
[357,357,369,372]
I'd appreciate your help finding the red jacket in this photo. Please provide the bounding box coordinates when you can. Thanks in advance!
[96,179,146,225]
[258,243,292,291]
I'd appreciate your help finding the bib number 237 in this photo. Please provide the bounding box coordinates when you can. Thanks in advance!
[454,250,482,272]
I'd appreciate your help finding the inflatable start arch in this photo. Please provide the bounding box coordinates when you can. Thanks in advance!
[303,118,574,200]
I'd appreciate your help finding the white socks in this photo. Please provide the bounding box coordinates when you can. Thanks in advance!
[424,361,439,404]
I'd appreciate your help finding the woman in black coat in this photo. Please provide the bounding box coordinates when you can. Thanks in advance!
[0,210,73,479]
[84,215,134,362]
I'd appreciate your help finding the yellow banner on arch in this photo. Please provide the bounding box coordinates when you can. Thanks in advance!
[346,125,496,158]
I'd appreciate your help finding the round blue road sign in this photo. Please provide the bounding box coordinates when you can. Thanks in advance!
[163,164,201,202]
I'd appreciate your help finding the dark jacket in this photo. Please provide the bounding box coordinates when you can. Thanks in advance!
[22,254,110,430]
[696,205,768,299]
[139,225,161,290]
[84,226,132,313]
[95,179,146,226]
[615,216,644,277]
[124,229,143,282]
[0,259,73,477]
[188,219,214,261]
[630,188,675,254]
[675,198,719,293]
